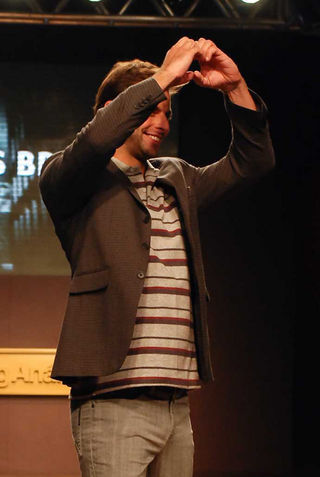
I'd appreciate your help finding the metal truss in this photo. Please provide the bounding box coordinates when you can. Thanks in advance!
[0,0,319,34]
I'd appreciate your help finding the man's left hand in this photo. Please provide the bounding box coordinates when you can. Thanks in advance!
[193,38,257,110]
[193,38,242,92]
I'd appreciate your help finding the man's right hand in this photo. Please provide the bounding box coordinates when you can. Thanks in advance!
[153,37,199,91]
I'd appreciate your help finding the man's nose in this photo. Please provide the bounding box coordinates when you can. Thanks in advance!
[154,112,170,133]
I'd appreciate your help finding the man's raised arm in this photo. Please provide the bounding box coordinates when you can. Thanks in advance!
[180,38,275,207]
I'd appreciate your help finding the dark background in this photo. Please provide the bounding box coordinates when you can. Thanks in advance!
[1,22,319,477]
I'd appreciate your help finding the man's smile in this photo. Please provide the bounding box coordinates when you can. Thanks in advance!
[143,132,162,144]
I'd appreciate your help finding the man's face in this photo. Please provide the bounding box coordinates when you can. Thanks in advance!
[124,92,171,161]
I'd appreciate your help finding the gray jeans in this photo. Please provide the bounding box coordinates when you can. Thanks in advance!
[70,394,194,477]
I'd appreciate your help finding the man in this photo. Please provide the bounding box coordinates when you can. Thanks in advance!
[40,37,274,477]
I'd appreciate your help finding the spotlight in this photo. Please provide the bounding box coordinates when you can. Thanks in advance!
[240,0,262,4]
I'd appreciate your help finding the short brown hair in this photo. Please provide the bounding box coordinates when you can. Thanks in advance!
[93,59,159,115]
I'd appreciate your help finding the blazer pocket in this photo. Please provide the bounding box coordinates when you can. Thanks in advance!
[69,269,109,295]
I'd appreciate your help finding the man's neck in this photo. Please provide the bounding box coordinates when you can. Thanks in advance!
[114,147,147,175]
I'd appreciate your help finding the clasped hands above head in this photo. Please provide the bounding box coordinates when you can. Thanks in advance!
[154,36,255,110]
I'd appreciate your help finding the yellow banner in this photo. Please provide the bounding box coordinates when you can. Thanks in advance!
[0,348,69,395]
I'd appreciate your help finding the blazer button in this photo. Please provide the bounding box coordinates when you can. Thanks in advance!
[142,242,149,250]
[137,271,145,279]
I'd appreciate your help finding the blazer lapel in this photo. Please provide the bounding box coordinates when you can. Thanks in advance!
[106,159,146,208]
[106,158,193,235]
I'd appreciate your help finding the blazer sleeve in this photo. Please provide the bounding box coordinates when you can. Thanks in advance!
[191,91,276,210]
[39,77,166,219]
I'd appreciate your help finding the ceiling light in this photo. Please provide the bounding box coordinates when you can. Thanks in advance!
[240,0,262,4]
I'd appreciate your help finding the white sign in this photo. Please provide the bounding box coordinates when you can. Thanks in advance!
[0,150,52,177]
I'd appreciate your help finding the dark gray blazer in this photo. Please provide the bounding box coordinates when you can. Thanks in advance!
[39,78,275,384]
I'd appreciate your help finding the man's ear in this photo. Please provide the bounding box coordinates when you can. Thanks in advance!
[104,100,112,107]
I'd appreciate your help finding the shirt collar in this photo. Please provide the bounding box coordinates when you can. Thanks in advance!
[111,157,159,179]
